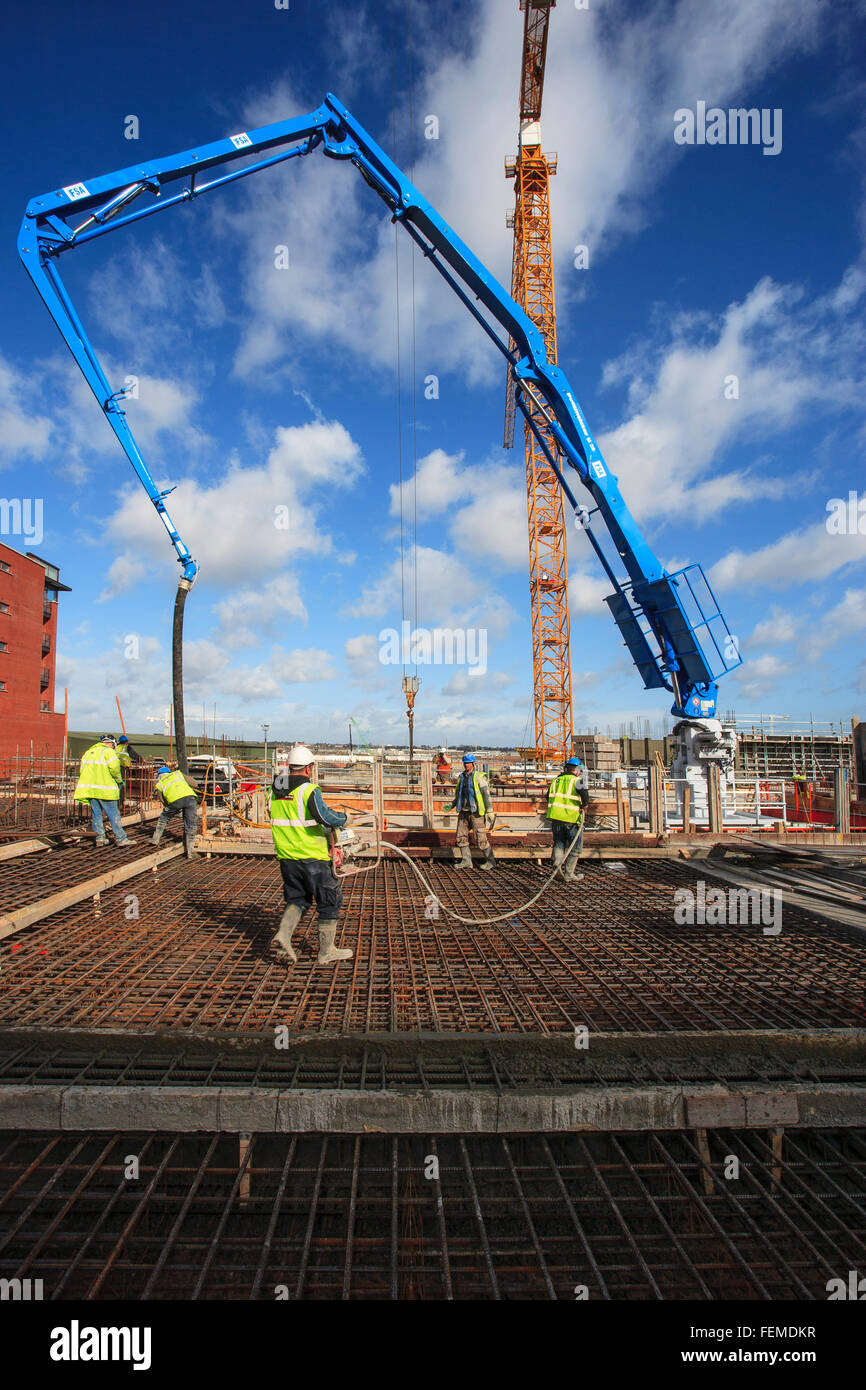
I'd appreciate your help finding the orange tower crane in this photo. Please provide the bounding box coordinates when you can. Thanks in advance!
[504,0,573,765]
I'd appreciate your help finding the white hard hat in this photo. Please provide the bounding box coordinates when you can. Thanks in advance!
[287,743,314,767]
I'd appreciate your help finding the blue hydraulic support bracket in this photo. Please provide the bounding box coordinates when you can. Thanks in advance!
[19,93,741,713]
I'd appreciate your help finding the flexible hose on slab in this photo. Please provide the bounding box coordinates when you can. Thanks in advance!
[225,795,583,925]
[337,808,583,924]
[384,836,582,925]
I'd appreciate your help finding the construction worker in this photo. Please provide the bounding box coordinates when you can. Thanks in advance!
[73,734,133,848]
[116,735,138,811]
[117,735,141,768]
[448,752,495,871]
[151,765,200,859]
[268,743,352,966]
[546,756,589,882]
[435,747,452,785]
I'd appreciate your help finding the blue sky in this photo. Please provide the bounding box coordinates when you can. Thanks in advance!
[2,0,865,746]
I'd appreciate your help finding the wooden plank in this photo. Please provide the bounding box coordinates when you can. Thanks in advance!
[694,1127,715,1195]
[0,839,52,863]
[0,844,185,940]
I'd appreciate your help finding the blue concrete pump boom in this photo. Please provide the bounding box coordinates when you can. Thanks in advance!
[19,93,741,762]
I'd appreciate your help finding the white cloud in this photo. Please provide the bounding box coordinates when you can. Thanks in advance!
[0,356,52,469]
[389,448,473,520]
[391,448,528,569]
[345,632,388,689]
[218,0,835,388]
[568,567,612,617]
[801,588,866,659]
[98,555,147,601]
[103,417,364,587]
[730,652,792,701]
[597,276,862,526]
[750,607,798,647]
[710,522,866,591]
[211,575,307,648]
[88,237,227,362]
[343,545,481,621]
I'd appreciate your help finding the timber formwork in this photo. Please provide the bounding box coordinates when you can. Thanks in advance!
[0,832,865,1299]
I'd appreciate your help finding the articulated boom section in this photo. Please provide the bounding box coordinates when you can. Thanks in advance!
[19,93,741,718]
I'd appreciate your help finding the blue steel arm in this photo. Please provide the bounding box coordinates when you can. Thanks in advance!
[18,94,740,715]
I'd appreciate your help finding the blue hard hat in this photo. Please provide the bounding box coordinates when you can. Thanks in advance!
[118,735,129,744]
[156,765,171,777]
[462,753,476,763]
[565,757,582,767]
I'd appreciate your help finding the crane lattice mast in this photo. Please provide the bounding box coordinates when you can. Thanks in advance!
[505,0,572,765]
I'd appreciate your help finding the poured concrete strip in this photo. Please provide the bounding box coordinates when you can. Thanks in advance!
[1,1082,863,1134]
[0,843,185,940]
[2,1025,864,1068]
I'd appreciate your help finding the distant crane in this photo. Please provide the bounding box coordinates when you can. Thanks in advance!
[504,0,573,764]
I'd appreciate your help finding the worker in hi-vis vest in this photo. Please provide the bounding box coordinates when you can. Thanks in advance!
[546,756,589,882]
[447,752,495,871]
[152,765,200,860]
[73,734,133,848]
[268,743,352,966]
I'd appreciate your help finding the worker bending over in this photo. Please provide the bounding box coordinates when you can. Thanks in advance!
[152,765,200,859]
[117,734,141,768]
[449,753,495,871]
[73,734,133,848]
[546,756,589,882]
[268,743,353,966]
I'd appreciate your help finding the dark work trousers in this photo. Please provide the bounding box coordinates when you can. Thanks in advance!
[551,820,583,857]
[156,795,198,836]
[279,858,343,919]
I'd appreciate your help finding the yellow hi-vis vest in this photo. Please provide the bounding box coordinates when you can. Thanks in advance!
[269,782,330,861]
[454,770,490,816]
[74,744,122,803]
[156,770,198,804]
[547,773,584,824]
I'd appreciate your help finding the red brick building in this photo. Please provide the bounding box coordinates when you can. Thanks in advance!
[0,544,70,760]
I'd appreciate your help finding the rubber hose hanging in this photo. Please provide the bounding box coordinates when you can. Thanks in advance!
[172,579,191,775]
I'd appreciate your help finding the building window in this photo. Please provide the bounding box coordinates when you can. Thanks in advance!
[0,641,6,652]
[40,700,50,712]
[0,562,10,574]
[0,602,8,613]
[0,681,6,692]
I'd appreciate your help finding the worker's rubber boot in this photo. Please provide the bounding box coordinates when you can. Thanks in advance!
[317,920,353,965]
[151,824,165,847]
[478,847,496,872]
[272,904,302,964]
[562,847,584,882]
[183,832,199,861]
[454,846,473,870]
[551,842,565,871]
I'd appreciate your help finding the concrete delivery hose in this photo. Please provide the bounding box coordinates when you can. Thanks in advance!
[338,809,581,926]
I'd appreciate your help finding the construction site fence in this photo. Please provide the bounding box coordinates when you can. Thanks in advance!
[0,756,159,832]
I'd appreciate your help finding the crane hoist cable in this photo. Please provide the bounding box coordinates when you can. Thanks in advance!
[389,0,408,673]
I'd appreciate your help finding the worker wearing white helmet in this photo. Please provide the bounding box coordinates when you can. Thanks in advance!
[268,743,352,966]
